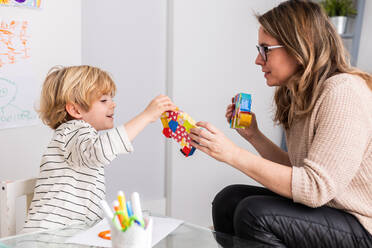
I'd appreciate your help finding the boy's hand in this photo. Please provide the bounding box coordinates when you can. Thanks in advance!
[143,94,177,123]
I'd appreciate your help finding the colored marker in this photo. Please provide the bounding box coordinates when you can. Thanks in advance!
[118,191,130,223]
[100,200,121,229]
[113,200,126,229]
[126,201,133,217]
[99,200,113,219]
[131,192,144,224]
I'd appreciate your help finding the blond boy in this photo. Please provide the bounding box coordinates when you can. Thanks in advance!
[23,65,176,232]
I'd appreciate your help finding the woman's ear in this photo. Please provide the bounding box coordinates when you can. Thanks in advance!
[66,102,83,119]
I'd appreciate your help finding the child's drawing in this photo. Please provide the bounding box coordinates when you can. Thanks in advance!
[0,19,37,129]
[0,20,30,67]
[0,77,36,127]
[0,0,41,8]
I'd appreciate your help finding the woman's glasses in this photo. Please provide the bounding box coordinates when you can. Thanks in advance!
[256,45,283,61]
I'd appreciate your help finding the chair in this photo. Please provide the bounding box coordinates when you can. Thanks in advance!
[0,178,37,238]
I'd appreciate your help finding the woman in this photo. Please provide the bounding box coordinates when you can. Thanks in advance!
[189,1,372,247]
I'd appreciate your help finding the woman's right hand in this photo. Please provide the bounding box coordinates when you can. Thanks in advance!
[225,101,259,141]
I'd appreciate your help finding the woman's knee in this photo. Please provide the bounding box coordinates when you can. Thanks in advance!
[213,184,271,207]
[212,185,243,206]
[212,185,279,234]
[212,185,247,234]
[212,184,244,222]
[233,195,288,235]
[233,195,288,246]
[233,196,267,229]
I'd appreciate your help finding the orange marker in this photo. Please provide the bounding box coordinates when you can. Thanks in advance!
[113,200,126,229]
[98,230,111,240]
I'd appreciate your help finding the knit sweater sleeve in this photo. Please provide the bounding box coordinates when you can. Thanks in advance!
[292,81,370,207]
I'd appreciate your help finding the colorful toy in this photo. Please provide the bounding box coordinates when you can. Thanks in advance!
[161,110,197,157]
[230,93,252,129]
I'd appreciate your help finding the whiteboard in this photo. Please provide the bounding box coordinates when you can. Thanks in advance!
[0,19,38,129]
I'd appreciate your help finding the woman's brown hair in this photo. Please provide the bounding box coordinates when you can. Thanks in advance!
[256,0,372,129]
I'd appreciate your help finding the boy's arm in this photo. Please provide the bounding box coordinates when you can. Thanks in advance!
[124,94,177,141]
[66,121,133,168]
[71,95,175,166]
[124,111,152,141]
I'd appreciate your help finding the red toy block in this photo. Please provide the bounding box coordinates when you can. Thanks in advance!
[162,127,172,138]
[181,146,191,157]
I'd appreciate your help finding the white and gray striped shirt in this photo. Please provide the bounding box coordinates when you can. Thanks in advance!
[22,120,133,232]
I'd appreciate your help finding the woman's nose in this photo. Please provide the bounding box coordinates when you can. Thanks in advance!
[255,53,265,66]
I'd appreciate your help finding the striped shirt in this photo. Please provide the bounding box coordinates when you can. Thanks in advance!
[22,120,133,232]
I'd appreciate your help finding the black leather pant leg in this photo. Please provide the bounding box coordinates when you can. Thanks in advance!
[234,195,372,248]
[212,184,277,235]
[212,184,372,248]
[212,185,278,247]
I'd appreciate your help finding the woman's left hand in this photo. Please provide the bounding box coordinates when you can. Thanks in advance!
[189,121,240,164]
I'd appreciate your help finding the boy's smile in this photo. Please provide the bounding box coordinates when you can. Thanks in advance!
[79,94,116,131]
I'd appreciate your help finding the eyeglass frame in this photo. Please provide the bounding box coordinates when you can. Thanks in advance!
[256,45,284,62]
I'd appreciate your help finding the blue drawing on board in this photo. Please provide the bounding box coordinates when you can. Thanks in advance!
[0,77,36,124]
[0,77,17,108]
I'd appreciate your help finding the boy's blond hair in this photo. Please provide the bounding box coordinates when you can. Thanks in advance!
[38,65,116,129]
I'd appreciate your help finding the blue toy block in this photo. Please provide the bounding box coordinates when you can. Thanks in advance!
[168,120,179,132]
[188,147,196,156]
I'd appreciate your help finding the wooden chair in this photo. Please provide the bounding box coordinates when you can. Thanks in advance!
[0,178,37,238]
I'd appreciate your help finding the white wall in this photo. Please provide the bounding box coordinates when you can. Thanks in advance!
[167,0,284,227]
[357,0,372,73]
[0,1,82,182]
[0,0,82,233]
[81,0,167,211]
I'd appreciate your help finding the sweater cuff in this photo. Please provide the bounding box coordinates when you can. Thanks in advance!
[292,165,305,204]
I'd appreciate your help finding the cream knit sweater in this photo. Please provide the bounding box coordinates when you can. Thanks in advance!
[285,73,372,234]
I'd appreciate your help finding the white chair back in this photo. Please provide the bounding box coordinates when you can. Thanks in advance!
[0,178,37,238]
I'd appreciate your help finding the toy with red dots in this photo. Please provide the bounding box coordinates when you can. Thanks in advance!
[160,110,197,157]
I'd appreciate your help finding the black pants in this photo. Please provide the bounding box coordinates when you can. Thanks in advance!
[212,185,372,248]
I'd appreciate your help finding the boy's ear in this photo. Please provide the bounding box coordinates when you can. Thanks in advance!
[65,102,83,119]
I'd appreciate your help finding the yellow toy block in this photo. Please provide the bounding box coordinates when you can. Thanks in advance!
[238,113,252,127]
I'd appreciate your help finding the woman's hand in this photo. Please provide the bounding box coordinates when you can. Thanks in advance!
[226,102,259,141]
[143,94,177,123]
[189,121,240,165]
